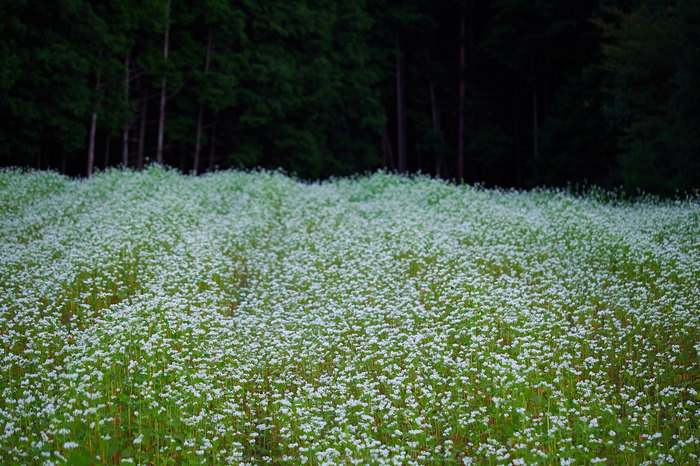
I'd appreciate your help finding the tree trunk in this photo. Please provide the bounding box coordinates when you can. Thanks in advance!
[87,71,101,178]
[543,59,550,126]
[138,98,147,169]
[156,0,171,165]
[122,54,130,167]
[467,1,477,182]
[194,28,213,175]
[381,124,395,171]
[430,80,447,179]
[416,148,422,174]
[396,28,407,173]
[457,11,466,182]
[208,118,216,172]
[514,111,522,189]
[193,106,204,174]
[532,81,539,178]
[87,110,98,177]
[104,135,110,169]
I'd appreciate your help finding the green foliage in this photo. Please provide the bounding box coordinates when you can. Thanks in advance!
[223,0,384,179]
[0,0,90,162]
[1,0,699,192]
[539,65,620,188]
[594,0,700,194]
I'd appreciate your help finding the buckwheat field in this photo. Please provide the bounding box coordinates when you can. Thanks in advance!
[1,166,699,466]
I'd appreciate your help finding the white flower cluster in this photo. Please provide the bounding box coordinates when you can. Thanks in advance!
[1,166,699,465]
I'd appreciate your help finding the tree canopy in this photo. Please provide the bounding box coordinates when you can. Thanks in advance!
[1,0,698,194]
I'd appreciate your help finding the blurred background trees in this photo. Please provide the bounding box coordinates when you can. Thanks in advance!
[0,0,697,194]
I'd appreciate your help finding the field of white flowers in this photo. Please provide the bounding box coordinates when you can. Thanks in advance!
[1,166,699,466]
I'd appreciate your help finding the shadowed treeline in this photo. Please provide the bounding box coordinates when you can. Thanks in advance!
[1,0,698,195]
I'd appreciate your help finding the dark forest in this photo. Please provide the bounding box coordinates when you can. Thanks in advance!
[1,0,698,195]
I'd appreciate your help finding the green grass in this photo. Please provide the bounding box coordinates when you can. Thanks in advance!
[1,165,699,465]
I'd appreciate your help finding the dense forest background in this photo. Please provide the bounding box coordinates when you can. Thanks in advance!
[1,0,698,194]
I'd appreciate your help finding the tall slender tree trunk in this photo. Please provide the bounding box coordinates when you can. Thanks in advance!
[208,118,216,172]
[532,81,539,178]
[396,28,407,173]
[194,28,213,174]
[122,54,130,167]
[543,60,550,126]
[138,98,147,169]
[156,0,171,165]
[88,110,98,177]
[381,124,395,171]
[467,1,477,182]
[104,135,110,169]
[87,71,101,178]
[457,11,466,182]
[514,110,522,189]
[193,107,205,174]
[429,80,445,178]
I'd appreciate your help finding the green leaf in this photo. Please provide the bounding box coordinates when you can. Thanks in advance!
[67,450,93,466]
[107,440,122,459]
[662,427,675,440]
